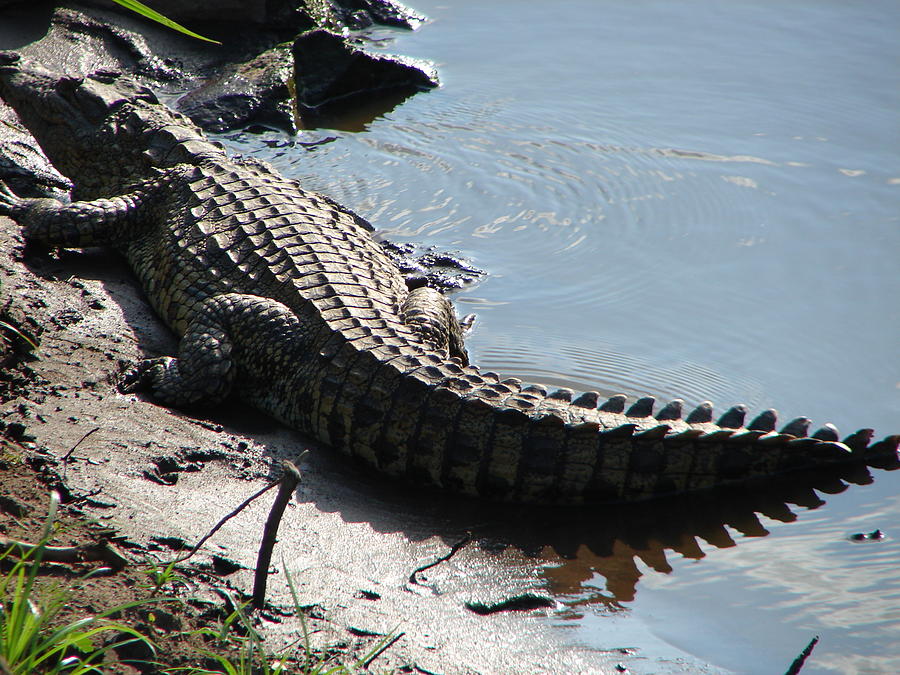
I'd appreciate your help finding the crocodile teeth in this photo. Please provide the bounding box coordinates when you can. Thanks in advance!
[599,394,627,413]
[572,391,600,408]
[626,396,655,418]
[748,409,778,432]
[780,417,811,437]
[686,401,714,424]
[842,428,874,452]
[655,399,684,421]
[717,404,748,429]
[548,388,574,402]
[812,423,840,441]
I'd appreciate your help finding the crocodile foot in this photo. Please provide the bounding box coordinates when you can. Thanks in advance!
[0,181,25,216]
[119,357,170,395]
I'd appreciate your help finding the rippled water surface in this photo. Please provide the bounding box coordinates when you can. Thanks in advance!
[227,1,900,672]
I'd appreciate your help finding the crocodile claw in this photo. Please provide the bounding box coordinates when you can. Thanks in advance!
[119,357,168,394]
[0,181,25,216]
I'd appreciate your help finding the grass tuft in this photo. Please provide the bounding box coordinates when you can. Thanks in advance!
[0,492,156,674]
[157,566,399,674]
[1,495,398,673]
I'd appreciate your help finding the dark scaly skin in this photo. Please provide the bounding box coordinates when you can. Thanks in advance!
[0,57,897,504]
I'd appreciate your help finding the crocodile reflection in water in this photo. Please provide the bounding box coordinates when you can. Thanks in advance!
[465,460,896,607]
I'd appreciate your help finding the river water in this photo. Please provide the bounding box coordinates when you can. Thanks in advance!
[224,1,900,672]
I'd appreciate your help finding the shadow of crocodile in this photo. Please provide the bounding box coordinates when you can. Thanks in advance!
[257,415,899,606]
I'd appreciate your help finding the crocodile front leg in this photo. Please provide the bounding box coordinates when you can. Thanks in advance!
[0,180,155,247]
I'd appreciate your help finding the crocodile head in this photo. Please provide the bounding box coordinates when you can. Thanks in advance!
[0,52,223,196]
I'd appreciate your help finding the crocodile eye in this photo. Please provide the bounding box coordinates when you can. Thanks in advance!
[66,78,127,122]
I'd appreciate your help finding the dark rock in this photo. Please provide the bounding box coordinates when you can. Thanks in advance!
[292,29,438,127]
[343,9,375,29]
[333,0,427,30]
[176,45,295,133]
[49,8,184,81]
[379,240,484,292]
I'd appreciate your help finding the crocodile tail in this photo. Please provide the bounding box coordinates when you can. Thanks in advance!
[333,351,899,504]
[495,392,900,504]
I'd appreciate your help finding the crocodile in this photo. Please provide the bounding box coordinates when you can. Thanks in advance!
[0,55,897,504]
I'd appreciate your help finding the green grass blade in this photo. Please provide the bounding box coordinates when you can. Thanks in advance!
[38,491,59,544]
[0,320,39,352]
[0,495,154,674]
[110,0,222,44]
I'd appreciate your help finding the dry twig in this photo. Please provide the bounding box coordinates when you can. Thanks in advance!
[169,478,280,565]
[252,460,302,609]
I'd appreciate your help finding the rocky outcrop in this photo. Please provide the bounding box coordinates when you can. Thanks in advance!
[292,29,438,126]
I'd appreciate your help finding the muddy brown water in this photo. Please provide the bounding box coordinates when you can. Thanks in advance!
[219,1,900,673]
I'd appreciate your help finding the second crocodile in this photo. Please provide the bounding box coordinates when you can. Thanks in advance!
[0,55,896,504]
